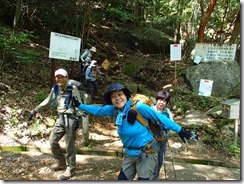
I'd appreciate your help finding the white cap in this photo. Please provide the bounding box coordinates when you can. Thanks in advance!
[90,60,97,67]
[90,47,96,52]
[55,68,68,77]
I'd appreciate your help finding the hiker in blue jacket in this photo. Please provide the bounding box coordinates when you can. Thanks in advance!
[151,90,173,180]
[28,68,82,180]
[85,60,104,100]
[72,83,198,180]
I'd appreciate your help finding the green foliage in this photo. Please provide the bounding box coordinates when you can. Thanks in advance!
[172,101,191,115]
[0,27,42,71]
[107,7,133,22]
[172,92,220,112]
[84,139,95,148]
[29,120,41,136]
[200,122,240,156]
[123,63,140,77]
[34,92,47,103]
[15,48,42,63]
[191,96,220,111]
[215,118,234,129]
[10,118,19,126]
[227,144,240,155]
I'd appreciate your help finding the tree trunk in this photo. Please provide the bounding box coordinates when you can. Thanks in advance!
[228,9,240,44]
[174,0,184,43]
[13,0,22,32]
[132,0,138,26]
[81,0,91,48]
[197,0,217,43]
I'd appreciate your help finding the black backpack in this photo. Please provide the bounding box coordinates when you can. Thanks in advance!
[79,49,90,73]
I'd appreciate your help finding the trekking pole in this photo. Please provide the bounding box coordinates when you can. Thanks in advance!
[167,142,177,180]
[163,155,167,180]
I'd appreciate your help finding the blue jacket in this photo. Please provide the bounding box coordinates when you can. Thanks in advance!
[85,66,103,81]
[77,99,182,156]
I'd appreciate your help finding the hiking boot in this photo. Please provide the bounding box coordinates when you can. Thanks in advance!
[50,161,66,171]
[57,168,75,180]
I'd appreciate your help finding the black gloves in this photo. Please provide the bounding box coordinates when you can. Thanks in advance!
[28,110,37,120]
[178,128,198,143]
[73,96,81,108]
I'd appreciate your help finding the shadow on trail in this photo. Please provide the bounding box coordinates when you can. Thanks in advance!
[0,151,240,181]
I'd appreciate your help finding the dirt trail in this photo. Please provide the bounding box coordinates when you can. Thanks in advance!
[0,120,240,181]
[0,151,240,181]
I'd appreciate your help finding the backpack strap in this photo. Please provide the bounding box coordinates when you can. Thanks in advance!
[64,84,73,109]
[131,102,148,127]
[132,101,165,142]
[51,84,59,109]
[51,83,74,110]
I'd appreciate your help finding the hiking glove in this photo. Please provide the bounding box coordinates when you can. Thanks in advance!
[179,128,198,143]
[73,96,81,108]
[28,110,37,120]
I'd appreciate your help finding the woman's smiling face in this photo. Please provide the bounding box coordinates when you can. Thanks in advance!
[111,90,127,108]
[156,98,167,112]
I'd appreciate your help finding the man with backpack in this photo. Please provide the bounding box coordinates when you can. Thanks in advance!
[28,68,82,180]
[79,46,96,76]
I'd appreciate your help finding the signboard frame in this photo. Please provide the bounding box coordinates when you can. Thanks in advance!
[49,32,81,61]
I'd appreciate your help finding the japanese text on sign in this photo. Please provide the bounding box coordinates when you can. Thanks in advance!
[194,43,236,62]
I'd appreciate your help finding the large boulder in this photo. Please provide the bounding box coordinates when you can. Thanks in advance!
[183,61,240,97]
[128,27,174,54]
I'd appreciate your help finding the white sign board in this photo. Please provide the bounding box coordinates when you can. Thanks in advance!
[198,79,213,97]
[49,32,81,61]
[194,43,236,62]
[170,44,181,61]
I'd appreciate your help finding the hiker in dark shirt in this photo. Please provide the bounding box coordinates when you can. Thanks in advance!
[28,68,82,180]
[72,83,198,180]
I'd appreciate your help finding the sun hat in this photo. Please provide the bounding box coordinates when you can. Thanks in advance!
[103,83,131,105]
[90,47,96,52]
[54,68,68,77]
[90,60,97,67]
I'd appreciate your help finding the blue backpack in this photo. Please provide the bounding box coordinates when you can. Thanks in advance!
[51,84,72,109]
[51,80,84,109]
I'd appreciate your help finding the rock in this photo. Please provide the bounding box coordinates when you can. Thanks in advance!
[181,109,213,127]
[183,61,240,98]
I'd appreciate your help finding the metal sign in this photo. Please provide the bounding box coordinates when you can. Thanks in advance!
[49,32,81,61]
[101,59,110,70]
[170,44,182,61]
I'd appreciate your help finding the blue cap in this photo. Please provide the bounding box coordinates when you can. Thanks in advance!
[103,83,131,105]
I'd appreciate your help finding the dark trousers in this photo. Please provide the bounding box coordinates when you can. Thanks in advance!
[86,80,99,96]
[151,141,167,180]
